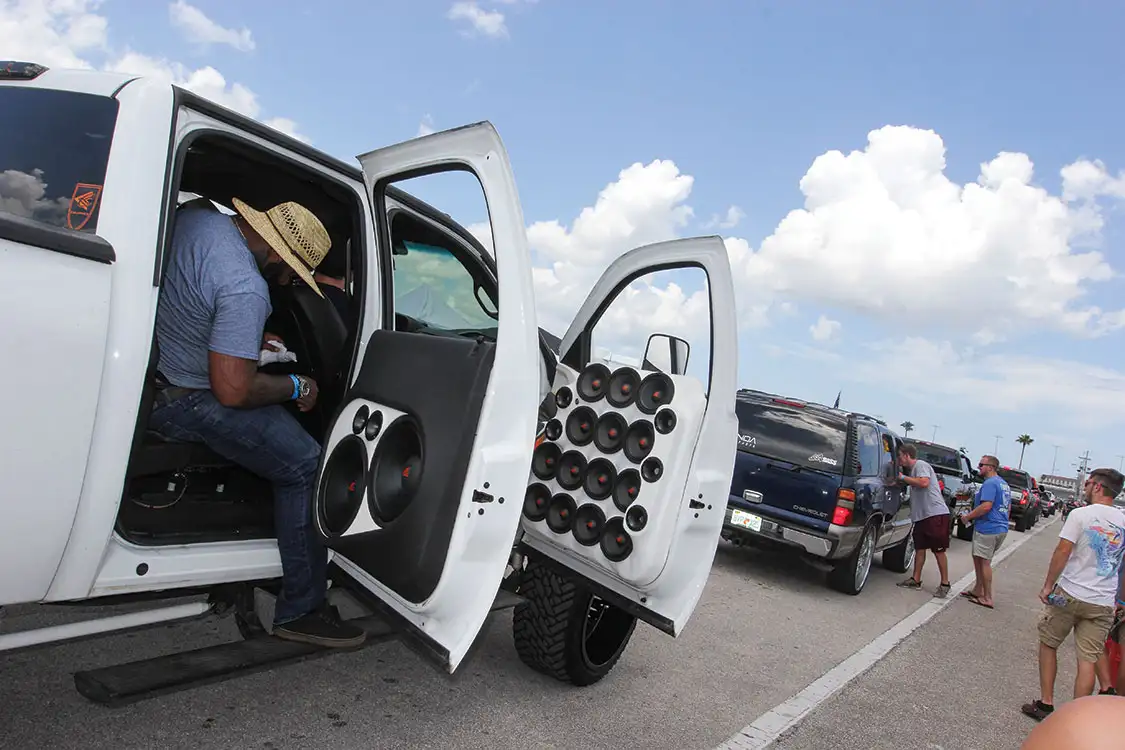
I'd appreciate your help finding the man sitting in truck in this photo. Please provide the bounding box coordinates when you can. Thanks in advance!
[148,196,366,649]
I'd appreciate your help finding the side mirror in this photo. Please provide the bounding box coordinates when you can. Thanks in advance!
[642,333,690,376]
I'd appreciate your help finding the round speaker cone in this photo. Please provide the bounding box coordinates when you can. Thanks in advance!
[607,367,641,408]
[364,410,384,441]
[317,435,367,535]
[641,456,664,483]
[351,404,370,435]
[544,418,563,442]
[654,408,677,435]
[556,450,587,491]
[532,442,562,480]
[576,363,611,402]
[564,406,597,446]
[367,417,423,524]
[600,518,633,562]
[555,386,573,410]
[583,458,616,501]
[624,420,656,463]
[546,493,577,534]
[594,412,628,454]
[625,505,648,532]
[613,469,641,512]
[523,483,551,522]
[572,503,606,546]
[637,372,675,414]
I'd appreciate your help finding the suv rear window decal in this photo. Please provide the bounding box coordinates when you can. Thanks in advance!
[66,183,103,230]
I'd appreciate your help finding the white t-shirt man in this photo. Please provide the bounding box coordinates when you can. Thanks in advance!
[1057,503,1125,607]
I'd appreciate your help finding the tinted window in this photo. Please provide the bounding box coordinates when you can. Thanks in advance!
[735,401,847,473]
[856,424,880,477]
[393,239,498,332]
[908,441,962,472]
[0,86,119,234]
[998,468,1030,490]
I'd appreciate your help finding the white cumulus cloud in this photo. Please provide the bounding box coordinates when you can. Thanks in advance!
[169,0,254,52]
[810,315,841,341]
[448,1,508,38]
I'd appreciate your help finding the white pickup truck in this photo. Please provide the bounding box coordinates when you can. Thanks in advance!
[0,60,739,704]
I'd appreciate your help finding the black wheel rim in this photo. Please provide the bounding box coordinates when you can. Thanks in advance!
[580,593,633,668]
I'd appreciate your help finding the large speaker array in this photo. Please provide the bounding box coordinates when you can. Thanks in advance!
[522,360,704,581]
[315,398,424,538]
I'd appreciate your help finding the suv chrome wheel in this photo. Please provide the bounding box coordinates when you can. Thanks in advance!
[855,528,875,591]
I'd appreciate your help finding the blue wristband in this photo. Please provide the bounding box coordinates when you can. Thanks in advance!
[289,374,300,400]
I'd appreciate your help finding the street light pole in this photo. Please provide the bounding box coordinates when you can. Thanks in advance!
[932,425,939,441]
[994,435,1002,456]
[1117,454,1124,472]
[1052,445,1061,474]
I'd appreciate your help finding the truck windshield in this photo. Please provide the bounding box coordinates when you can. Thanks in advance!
[734,400,848,473]
[0,86,119,234]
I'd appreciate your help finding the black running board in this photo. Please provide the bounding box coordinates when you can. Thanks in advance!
[73,589,525,707]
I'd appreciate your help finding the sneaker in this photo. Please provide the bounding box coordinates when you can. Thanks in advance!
[935,583,951,599]
[1100,687,1117,696]
[896,577,923,589]
[274,603,367,648]
[1021,699,1054,721]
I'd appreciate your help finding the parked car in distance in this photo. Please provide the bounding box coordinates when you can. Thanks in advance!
[998,466,1040,531]
[901,438,979,540]
[722,389,915,596]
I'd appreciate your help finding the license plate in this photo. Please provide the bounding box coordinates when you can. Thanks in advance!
[731,508,762,532]
[743,489,763,504]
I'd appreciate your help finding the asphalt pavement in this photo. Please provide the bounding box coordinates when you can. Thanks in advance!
[0,513,1065,750]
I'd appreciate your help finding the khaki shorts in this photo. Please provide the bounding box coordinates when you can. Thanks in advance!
[971,531,1007,560]
[1038,586,1116,662]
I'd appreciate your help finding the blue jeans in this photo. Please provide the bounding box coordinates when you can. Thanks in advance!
[149,390,327,625]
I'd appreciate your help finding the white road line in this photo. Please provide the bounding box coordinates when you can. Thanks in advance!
[714,515,1059,750]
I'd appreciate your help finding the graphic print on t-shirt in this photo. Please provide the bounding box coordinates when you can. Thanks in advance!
[1086,522,1125,577]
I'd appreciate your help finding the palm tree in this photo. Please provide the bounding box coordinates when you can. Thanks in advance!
[900,421,914,436]
[1017,434,1034,469]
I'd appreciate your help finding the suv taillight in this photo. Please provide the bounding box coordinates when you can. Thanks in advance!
[1020,490,1028,505]
[832,488,856,526]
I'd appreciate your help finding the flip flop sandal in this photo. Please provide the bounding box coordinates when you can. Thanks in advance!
[1021,700,1054,721]
[968,596,995,609]
[959,590,977,599]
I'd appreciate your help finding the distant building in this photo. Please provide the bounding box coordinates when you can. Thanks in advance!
[1040,474,1079,499]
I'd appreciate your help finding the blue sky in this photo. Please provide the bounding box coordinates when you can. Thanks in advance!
[11,0,1125,480]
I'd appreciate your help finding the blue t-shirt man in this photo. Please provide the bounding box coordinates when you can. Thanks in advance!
[973,475,1012,535]
[155,203,273,389]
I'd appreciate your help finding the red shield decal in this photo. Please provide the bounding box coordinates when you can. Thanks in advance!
[67,183,103,231]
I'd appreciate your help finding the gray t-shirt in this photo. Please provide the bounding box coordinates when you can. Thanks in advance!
[909,459,949,522]
[155,205,272,389]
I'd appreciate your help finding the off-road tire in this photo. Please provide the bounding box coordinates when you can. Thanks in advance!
[513,558,637,686]
[882,529,916,574]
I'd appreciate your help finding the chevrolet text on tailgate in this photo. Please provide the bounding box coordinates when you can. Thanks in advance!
[722,390,916,595]
[0,61,740,702]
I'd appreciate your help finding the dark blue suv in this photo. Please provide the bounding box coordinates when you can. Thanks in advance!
[721,389,916,595]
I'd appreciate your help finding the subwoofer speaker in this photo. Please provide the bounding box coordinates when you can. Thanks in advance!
[625,504,648,532]
[607,367,641,408]
[624,420,656,463]
[613,469,641,512]
[600,517,633,562]
[532,442,562,480]
[524,483,551,522]
[555,386,573,410]
[637,372,675,414]
[367,416,423,525]
[594,412,628,454]
[576,363,611,402]
[556,450,587,491]
[565,406,597,446]
[317,435,367,536]
[546,493,576,534]
[641,456,664,483]
[544,418,563,442]
[583,458,616,501]
[573,503,606,546]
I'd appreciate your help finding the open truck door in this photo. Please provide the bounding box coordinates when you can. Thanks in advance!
[518,236,739,636]
[311,122,541,673]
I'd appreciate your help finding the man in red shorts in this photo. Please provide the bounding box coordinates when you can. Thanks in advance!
[896,443,953,597]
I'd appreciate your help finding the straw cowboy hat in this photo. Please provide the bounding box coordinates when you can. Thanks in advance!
[232,197,331,298]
